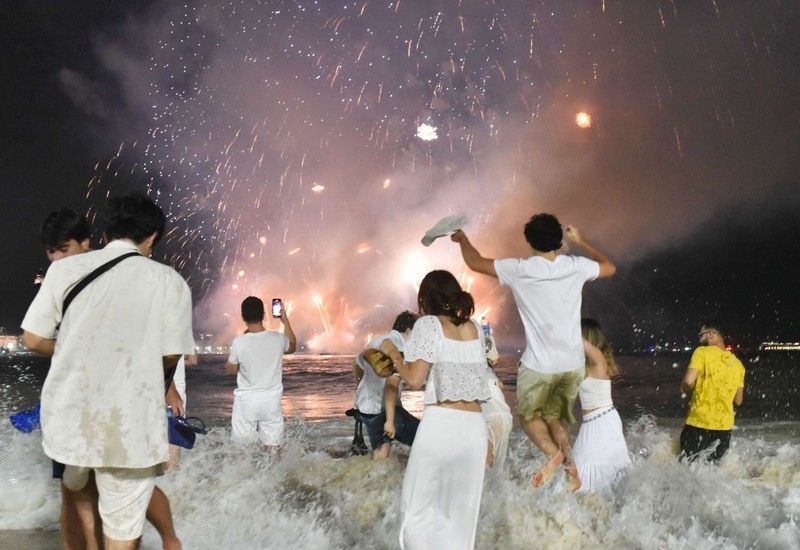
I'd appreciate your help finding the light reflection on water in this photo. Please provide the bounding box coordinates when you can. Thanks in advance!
[1,353,799,548]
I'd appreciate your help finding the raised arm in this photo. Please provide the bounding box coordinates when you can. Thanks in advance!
[565,226,616,278]
[281,308,297,354]
[451,230,497,278]
[582,339,608,379]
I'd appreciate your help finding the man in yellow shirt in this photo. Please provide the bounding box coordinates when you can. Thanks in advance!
[680,321,745,463]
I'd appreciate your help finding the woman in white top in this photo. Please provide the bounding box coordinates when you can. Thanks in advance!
[381,270,490,550]
[572,318,631,495]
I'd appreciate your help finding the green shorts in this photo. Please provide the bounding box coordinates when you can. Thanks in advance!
[516,365,584,423]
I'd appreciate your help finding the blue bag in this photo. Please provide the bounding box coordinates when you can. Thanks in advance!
[167,415,207,449]
[10,402,41,433]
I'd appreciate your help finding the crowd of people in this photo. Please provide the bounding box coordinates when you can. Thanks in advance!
[17,196,746,549]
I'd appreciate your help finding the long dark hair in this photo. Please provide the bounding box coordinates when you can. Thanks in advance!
[417,270,474,326]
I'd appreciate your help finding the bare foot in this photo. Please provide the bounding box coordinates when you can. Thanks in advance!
[565,460,582,493]
[531,451,564,488]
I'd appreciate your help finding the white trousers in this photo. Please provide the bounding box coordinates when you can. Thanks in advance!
[400,406,487,550]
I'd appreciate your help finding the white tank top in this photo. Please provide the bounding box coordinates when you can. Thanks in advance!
[578,377,613,409]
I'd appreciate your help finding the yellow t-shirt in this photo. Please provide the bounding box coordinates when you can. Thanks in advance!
[685,346,746,431]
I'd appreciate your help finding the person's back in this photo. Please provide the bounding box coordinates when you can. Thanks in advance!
[451,213,615,492]
[232,330,286,396]
[685,346,744,431]
[225,296,296,448]
[32,244,192,467]
[22,194,195,547]
[680,322,745,463]
[496,254,598,373]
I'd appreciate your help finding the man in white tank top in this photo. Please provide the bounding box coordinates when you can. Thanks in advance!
[451,213,616,491]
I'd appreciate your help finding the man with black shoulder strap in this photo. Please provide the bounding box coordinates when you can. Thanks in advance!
[22,194,195,550]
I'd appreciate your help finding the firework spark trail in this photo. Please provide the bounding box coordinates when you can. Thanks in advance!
[83,0,798,350]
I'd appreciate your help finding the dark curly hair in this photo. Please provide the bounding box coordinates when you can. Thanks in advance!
[417,270,474,326]
[523,213,563,252]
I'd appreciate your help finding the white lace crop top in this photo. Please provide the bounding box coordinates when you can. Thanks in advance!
[578,376,613,409]
[403,316,490,405]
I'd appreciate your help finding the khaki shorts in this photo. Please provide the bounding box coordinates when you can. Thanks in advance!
[63,465,158,541]
[516,365,584,423]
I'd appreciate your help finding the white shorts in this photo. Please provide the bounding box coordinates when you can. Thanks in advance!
[232,394,284,445]
[63,465,158,541]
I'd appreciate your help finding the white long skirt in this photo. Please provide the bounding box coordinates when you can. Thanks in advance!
[480,379,512,470]
[572,406,631,496]
[400,406,487,550]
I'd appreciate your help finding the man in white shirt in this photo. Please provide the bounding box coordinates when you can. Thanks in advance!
[22,195,195,549]
[31,208,187,550]
[225,296,297,449]
[451,214,615,492]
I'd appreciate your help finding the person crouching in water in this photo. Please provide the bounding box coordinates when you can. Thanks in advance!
[351,311,419,458]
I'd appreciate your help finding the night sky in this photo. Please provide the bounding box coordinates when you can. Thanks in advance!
[2,1,799,352]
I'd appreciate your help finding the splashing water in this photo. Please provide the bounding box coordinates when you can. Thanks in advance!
[1,354,799,548]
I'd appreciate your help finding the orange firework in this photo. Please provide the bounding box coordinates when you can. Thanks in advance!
[575,112,592,128]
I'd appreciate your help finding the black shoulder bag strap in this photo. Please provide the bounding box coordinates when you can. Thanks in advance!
[60,251,140,319]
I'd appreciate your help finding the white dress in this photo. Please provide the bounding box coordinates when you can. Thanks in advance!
[400,316,489,550]
[572,377,631,495]
[480,367,512,470]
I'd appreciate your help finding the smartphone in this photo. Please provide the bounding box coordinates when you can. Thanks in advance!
[271,298,282,318]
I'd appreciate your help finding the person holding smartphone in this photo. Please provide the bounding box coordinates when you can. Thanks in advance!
[225,296,297,452]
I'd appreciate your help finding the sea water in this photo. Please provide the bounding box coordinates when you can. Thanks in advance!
[1,353,798,549]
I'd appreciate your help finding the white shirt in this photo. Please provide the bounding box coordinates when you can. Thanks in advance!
[495,255,599,374]
[353,330,405,415]
[228,330,289,398]
[21,240,195,468]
